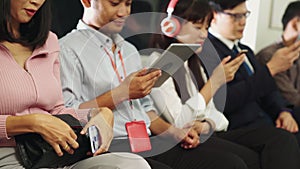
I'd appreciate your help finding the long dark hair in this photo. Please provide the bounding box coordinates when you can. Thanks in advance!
[151,0,213,49]
[0,0,51,48]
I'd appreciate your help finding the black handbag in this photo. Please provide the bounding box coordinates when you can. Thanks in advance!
[15,114,92,169]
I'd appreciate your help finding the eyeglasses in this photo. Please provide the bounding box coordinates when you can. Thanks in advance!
[220,11,251,21]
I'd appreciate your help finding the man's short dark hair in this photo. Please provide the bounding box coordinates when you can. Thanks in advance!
[209,0,246,11]
[282,1,300,30]
[0,0,51,48]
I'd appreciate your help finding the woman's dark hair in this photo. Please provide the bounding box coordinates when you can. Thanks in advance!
[0,0,51,48]
[150,0,213,94]
[282,1,300,30]
[151,0,213,49]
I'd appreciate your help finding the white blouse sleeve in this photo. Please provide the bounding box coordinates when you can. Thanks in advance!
[151,78,207,128]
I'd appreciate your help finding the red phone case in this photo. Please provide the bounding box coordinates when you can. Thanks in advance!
[125,121,152,153]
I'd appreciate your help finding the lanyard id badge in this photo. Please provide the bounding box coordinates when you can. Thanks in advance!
[105,47,151,152]
[125,120,152,153]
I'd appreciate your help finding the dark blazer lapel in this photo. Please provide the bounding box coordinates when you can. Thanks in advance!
[207,33,233,60]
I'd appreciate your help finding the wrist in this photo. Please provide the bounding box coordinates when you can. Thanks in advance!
[110,86,129,105]
[209,74,223,87]
[192,121,203,134]
[280,111,292,117]
[98,107,114,122]
[201,119,215,134]
[165,125,178,137]
[30,114,49,134]
[207,79,222,94]
[266,62,277,76]
[6,114,38,136]
[114,85,129,102]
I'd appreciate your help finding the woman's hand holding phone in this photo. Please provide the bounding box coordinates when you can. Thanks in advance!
[81,108,114,156]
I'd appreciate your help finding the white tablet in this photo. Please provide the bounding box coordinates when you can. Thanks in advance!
[148,43,201,87]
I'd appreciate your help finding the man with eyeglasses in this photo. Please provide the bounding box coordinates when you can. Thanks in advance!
[201,0,300,147]
[220,10,251,22]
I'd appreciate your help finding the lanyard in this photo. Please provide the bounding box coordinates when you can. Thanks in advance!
[104,48,127,82]
[104,47,134,110]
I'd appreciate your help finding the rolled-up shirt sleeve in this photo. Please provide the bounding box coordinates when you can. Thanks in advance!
[140,95,158,114]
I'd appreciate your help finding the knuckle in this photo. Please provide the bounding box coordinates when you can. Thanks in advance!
[57,138,63,144]
[142,91,148,96]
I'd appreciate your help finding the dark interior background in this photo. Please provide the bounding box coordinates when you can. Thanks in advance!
[50,0,169,50]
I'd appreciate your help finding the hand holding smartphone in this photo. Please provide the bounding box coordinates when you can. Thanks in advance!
[147,43,201,87]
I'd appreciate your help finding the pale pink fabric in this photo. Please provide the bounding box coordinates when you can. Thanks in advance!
[0,32,87,146]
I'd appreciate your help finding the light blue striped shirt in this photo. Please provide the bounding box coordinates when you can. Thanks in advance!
[59,20,154,138]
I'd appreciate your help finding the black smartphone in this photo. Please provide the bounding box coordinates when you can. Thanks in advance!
[237,49,248,56]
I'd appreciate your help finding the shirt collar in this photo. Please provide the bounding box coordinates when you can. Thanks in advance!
[209,28,239,50]
[76,20,125,49]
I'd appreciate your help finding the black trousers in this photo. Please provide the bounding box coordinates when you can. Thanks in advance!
[217,126,300,169]
[110,134,259,169]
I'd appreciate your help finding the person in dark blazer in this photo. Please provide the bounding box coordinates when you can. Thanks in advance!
[202,0,300,144]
